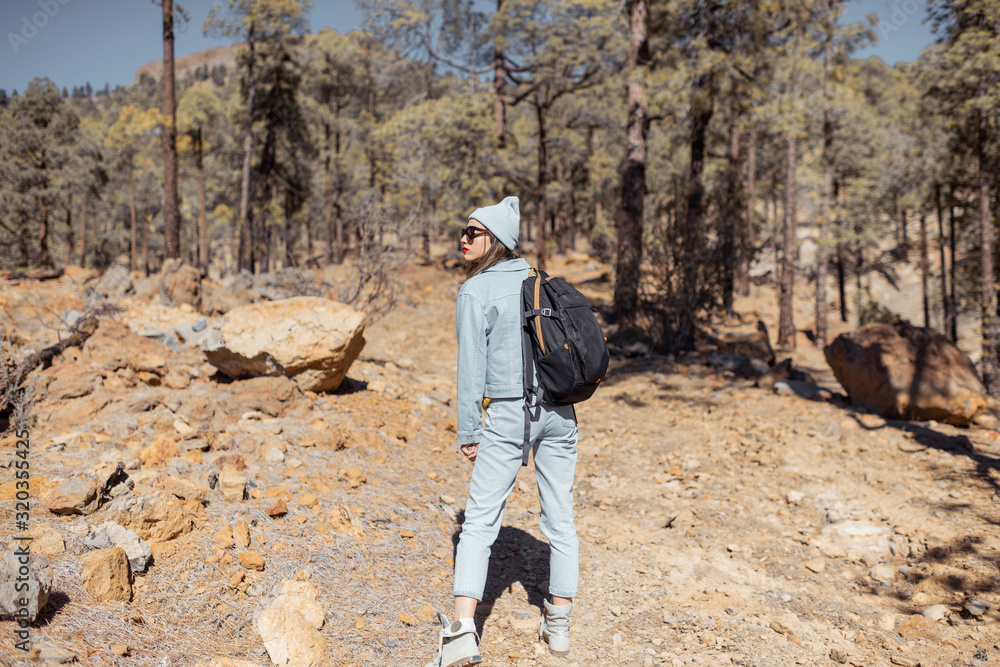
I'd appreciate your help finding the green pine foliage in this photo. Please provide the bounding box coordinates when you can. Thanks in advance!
[0,0,998,383]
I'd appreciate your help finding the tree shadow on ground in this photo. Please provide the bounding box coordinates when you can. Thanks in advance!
[451,510,551,638]
[849,416,1000,495]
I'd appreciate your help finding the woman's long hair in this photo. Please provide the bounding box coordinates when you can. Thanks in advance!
[465,229,516,279]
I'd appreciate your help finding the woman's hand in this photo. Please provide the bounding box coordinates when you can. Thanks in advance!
[460,443,479,463]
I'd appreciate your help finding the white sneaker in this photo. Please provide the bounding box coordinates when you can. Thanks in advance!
[424,613,481,667]
[538,599,572,656]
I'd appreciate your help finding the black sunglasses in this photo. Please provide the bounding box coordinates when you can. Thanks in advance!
[460,226,490,241]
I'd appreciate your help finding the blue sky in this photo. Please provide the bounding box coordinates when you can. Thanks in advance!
[0,0,937,95]
[0,0,363,93]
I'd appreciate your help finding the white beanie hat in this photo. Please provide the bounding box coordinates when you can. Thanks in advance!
[469,196,520,250]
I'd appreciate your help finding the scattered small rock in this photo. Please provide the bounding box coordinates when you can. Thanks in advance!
[237,551,265,571]
[339,467,368,488]
[83,521,152,573]
[80,547,133,603]
[0,552,53,621]
[966,599,990,617]
[219,464,247,502]
[266,498,288,517]
[922,605,948,622]
[233,521,251,548]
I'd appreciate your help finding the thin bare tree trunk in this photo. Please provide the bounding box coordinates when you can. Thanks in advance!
[162,0,180,260]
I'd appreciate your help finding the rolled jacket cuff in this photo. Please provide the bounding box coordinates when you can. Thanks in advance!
[457,431,481,446]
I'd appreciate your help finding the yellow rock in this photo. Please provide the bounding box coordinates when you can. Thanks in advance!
[237,551,265,571]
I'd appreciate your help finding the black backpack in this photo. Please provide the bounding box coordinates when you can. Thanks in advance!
[520,267,609,406]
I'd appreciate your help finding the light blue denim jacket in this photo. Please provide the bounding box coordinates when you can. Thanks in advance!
[455,257,532,445]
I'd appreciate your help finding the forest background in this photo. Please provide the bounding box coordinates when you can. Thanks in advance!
[1,0,999,392]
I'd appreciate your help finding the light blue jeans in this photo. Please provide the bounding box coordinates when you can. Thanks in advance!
[453,397,579,600]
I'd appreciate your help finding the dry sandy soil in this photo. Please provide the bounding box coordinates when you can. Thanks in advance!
[0,253,998,667]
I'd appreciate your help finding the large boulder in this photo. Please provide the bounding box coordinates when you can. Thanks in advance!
[824,322,991,425]
[202,296,365,392]
[159,258,202,310]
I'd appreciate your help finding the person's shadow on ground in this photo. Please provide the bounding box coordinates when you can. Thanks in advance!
[451,510,552,638]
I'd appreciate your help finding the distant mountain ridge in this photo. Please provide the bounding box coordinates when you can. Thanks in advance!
[134,43,240,84]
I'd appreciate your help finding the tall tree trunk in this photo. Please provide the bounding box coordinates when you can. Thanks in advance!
[162,0,180,260]
[323,122,334,265]
[949,183,958,342]
[778,26,804,351]
[778,132,798,349]
[196,128,208,274]
[334,127,345,263]
[934,184,952,339]
[899,206,908,255]
[721,112,740,316]
[534,100,549,272]
[815,29,833,349]
[493,0,506,147]
[143,213,150,276]
[38,199,51,267]
[238,23,256,273]
[678,73,714,351]
[737,124,757,297]
[65,193,74,265]
[920,210,930,327]
[836,242,848,322]
[977,105,999,394]
[567,186,577,252]
[854,230,864,324]
[422,60,434,263]
[129,157,137,273]
[284,187,295,268]
[591,126,602,236]
[613,0,649,328]
[79,192,88,268]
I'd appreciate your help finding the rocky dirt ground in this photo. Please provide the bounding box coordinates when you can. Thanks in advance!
[0,253,998,667]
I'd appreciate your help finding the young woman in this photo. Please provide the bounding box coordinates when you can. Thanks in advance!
[424,196,580,667]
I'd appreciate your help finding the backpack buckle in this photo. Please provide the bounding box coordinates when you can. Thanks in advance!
[540,308,552,317]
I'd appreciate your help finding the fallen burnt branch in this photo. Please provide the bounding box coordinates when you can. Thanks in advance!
[0,315,100,417]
